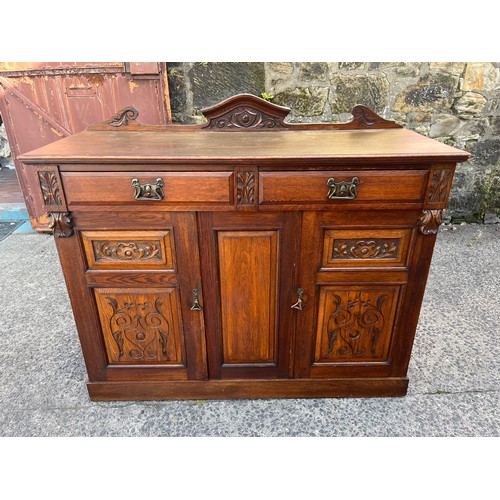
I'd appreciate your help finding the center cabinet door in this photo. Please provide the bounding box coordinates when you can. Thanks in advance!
[198,212,300,379]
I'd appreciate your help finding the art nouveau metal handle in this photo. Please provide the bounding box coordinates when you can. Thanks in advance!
[291,288,304,311]
[131,177,165,200]
[190,288,202,311]
[326,176,360,200]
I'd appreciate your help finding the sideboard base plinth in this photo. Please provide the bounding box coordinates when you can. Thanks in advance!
[87,378,409,401]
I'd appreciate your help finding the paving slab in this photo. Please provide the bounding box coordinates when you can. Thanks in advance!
[0,225,498,437]
[0,220,23,241]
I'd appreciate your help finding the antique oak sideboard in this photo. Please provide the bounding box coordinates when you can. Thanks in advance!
[20,94,470,401]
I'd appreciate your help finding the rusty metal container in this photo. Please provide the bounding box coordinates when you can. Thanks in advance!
[0,62,171,231]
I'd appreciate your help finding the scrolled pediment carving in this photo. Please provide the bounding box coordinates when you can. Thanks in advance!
[201,94,290,130]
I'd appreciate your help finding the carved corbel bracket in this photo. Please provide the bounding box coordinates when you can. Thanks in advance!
[419,209,444,235]
[48,212,73,238]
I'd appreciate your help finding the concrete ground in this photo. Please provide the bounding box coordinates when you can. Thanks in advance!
[0,223,498,437]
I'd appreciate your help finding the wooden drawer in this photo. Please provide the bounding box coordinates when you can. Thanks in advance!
[61,171,234,206]
[259,170,428,206]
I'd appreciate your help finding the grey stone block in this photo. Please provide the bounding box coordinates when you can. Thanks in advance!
[189,62,265,110]
[273,87,329,116]
[330,73,390,114]
[393,74,459,112]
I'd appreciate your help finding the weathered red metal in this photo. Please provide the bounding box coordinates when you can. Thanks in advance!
[0,62,172,231]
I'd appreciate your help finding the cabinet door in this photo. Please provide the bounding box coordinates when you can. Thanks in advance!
[199,212,299,379]
[294,210,418,379]
[68,212,207,382]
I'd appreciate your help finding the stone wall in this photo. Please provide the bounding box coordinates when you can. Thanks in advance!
[167,62,500,223]
[0,121,12,168]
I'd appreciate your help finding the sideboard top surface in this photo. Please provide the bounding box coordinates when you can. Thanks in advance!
[20,127,470,166]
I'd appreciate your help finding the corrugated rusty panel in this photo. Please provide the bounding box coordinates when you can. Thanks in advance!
[0,62,172,231]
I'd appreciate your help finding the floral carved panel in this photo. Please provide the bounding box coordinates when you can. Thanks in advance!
[322,229,412,268]
[82,231,175,270]
[314,286,401,363]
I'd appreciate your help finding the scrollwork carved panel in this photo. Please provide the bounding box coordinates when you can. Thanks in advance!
[94,288,184,365]
[201,94,290,130]
[205,107,288,129]
[108,107,139,127]
[314,287,400,363]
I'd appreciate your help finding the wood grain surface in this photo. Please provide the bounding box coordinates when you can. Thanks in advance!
[23,96,470,400]
[20,128,470,164]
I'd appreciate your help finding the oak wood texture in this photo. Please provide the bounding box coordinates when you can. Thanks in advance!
[198,212,298,380]
[61,171,234,206]
[218,230,279,364]
[19,128,469,165]
[259,170,428,206]
[21,95,470,400]
[88,377,409,400]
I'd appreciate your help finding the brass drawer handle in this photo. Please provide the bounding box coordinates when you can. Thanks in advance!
[131,178,165,200]
[291,288,304,311]
[326,176,360,200]
[190,288,202,311]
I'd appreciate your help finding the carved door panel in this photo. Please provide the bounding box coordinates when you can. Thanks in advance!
[95,287,185,365]
[82,212,207,381]
[311,285,402,364]
[199,211,299,379]
[294,210,416,379]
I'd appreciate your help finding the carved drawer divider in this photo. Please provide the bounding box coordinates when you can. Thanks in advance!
[234,166,258,209]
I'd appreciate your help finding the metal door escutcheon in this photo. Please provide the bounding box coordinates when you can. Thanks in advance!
[131,177,165,200]
[190,288,202,311]
[326,176,360,200]
[291,288,304,311]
